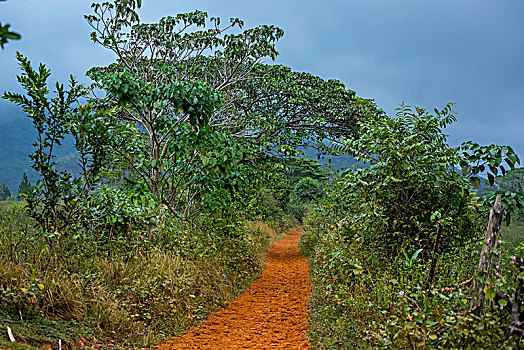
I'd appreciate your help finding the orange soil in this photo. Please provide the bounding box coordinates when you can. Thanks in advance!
[154,227,311,350]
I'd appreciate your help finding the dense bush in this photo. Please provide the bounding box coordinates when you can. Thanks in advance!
[302,104,523,349]
[302,202,522,349]
[330,103,481,253]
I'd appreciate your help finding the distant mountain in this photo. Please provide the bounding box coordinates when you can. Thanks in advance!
[0,107,76,193]
[0,112,38,192]
[301,147,367,172]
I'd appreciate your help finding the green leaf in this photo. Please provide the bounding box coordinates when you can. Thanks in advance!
[412,248,423,262]
[470,176,481,189]
[485,286,496,300]
[461,164,471,176]
[488,173,495,187]
[4,32,21,40]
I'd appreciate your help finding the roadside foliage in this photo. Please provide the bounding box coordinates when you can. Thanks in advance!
[302,104,524,348]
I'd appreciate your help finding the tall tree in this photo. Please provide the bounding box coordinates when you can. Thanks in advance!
[83,1,284,218]
[0,182,11,200]
[85,1,379,155]
[17,172,31,200]
[227,64,382,155]
[82,1,381,218]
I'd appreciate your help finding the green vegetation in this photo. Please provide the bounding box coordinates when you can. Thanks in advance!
[0,182,11,200]
[2,1,524,349]
[483,168,524,221]
[16,173,31,200]
[1,0,21,49]
[487,168,524,253]
[0,0,342,347]
[0,199,293,348]
[301,104,524,348]
[0,22,20,49]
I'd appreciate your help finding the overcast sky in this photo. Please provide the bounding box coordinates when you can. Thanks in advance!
[1,0,523,158]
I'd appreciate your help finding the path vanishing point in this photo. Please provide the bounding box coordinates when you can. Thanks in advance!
[155,227,311,349]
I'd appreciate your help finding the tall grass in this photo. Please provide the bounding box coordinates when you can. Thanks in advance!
[0,201,291,348]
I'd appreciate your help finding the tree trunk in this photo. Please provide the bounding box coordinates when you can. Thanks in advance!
[427,220,443,289]
[473,193,504,309]
[509,276,523,336]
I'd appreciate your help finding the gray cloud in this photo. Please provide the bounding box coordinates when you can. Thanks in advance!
[1,0,523,157]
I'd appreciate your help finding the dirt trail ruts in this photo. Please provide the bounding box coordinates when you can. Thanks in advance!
[154,227,310,349]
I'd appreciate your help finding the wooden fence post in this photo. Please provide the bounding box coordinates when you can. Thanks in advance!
[474,193,504,309]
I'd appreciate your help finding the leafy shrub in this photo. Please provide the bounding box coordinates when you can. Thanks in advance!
[372,282,516,348]
[301,222,521,349]
[302,103,523,349]
[292,177,324,204]
[2,53,115,235]
[331,103,481,252]
[288,177,324,221]
[80,184,161,255]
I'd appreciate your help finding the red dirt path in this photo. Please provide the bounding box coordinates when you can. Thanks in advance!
[154,227,311,349]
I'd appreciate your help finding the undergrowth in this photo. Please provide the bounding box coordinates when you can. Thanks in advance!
[300,105,524,349]
[0,200,290,348]
[501,221,524,253]
[300,223,524,349]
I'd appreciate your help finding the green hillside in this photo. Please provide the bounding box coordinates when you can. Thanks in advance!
[301,146,367,171]
[0,107,77,193]
[0,110,37,192]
